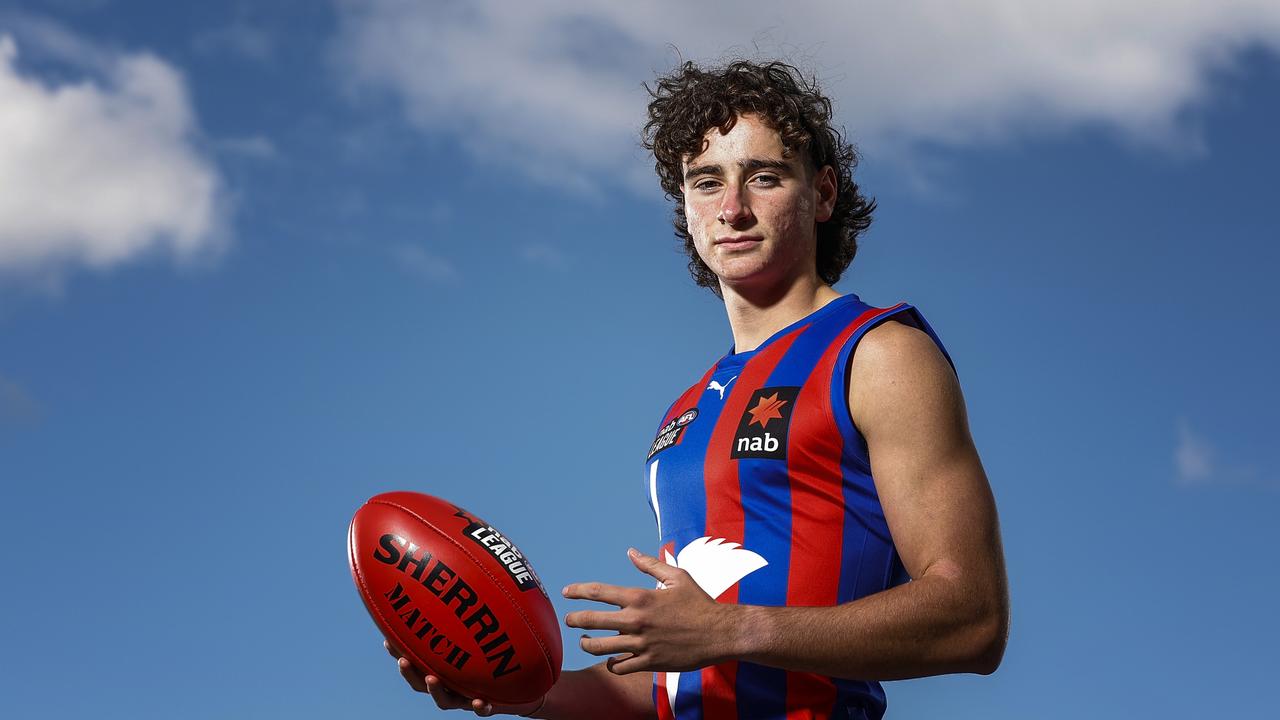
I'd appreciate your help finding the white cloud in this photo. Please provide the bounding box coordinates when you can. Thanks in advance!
[391,243,459,284]
[0,30,223,277]
[1175,417,1214,485]
[333,0,1280,186]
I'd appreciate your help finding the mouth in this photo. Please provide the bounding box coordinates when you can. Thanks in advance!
[714,235,763,251]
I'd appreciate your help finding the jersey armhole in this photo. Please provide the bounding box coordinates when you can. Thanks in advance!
[830,305,956,470]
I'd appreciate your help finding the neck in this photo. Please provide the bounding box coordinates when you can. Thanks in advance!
[720,274,841,353]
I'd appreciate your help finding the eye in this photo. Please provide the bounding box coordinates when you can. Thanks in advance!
[751,174,781,187]
[693,179,721,192]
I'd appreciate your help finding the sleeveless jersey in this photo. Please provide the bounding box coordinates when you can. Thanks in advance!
[644,294,953,720]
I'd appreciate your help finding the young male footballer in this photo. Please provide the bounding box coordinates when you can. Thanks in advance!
[387,59,1009,720]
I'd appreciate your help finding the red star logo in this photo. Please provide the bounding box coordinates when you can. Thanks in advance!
[747,393,788,428]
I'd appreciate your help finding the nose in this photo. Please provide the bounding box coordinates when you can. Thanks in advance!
[717,184,753,225]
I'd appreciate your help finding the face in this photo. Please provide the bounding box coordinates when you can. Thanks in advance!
[681,113,836,294]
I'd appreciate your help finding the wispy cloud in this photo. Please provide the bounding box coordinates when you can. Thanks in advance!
[0,20,225,281]
[333,0,1280,189]
[1175,417,1274,490]
[1175,417,1215,485]
[520,242,571,271]
[391,243,459,284]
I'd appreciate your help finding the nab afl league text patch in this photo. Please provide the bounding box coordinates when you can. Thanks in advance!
[730,386,800,460]
[648,407,698,460]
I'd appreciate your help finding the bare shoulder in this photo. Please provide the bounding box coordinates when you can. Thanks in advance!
[848,319,964,439]
[851,318,948,373]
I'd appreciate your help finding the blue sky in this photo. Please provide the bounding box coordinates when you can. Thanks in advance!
[1,2,1277,718]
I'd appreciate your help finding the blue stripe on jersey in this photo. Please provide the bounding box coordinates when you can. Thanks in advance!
[676,667,703,718]
[647,397,681,534]
[651,386,717,549]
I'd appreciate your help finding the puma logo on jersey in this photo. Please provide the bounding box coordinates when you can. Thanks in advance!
[706,375,736,400]
[660,537,767,714]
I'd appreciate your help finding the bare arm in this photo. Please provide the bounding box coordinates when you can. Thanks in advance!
[385,639,655,719]
[566,320,1008,680]
[532,663,654,720]
[728,320,1008,678]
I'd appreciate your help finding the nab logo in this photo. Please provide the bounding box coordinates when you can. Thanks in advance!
[730,386,800,460]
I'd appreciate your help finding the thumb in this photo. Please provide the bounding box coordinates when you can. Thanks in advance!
[627,547,680,584]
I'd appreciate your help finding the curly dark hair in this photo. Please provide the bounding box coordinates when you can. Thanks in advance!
[642,59,875,295]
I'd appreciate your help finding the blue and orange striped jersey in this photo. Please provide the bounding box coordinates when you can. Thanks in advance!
[644,294,953,720]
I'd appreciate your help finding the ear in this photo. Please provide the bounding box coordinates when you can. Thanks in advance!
[813,165,837,223]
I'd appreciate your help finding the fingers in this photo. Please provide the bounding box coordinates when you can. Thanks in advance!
[397,657,430,693]
[469,696,496,717]
[579,632,642,657]
[564,609,635,632]
[383,638,405,660]
[426,673,492,712]
[386,639,498,712]
[606,653,650,675]
[562,581,641,607]
[424,674,486,711]
[627,547,680,585]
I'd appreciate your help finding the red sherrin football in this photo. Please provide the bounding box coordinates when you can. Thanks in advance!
[348,491,562,703]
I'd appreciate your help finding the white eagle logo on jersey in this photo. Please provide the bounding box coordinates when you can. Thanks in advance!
[660,537,767,714]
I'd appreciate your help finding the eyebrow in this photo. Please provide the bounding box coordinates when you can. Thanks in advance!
[683,157,794,182]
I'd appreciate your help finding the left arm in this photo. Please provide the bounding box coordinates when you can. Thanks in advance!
[566,320,1008,680]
